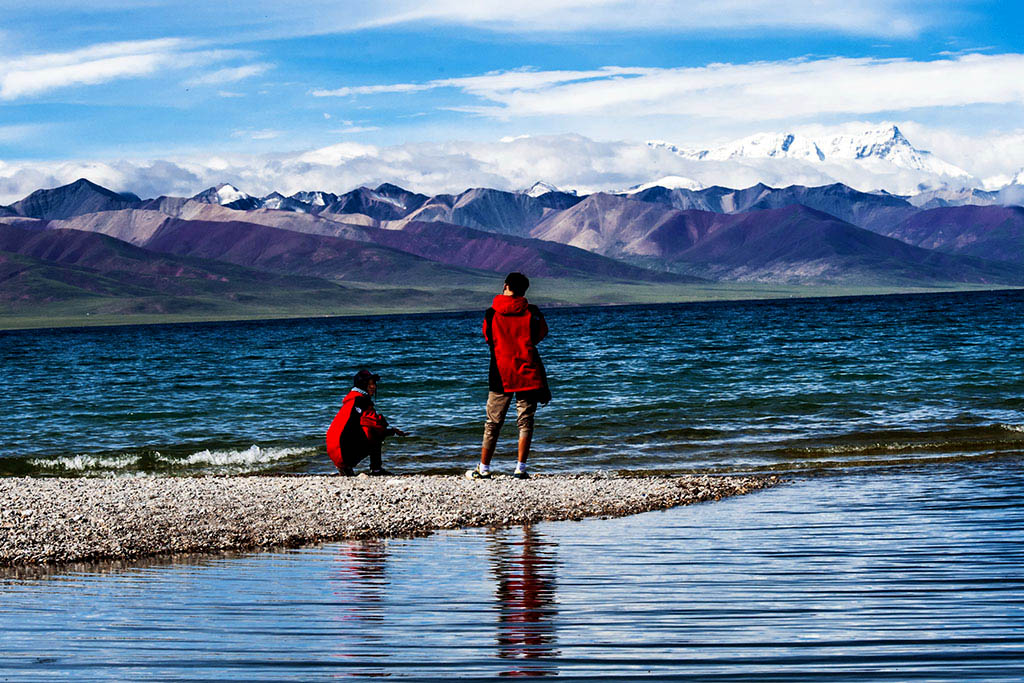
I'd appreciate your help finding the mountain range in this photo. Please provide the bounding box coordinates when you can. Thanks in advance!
[3,174,1024,321]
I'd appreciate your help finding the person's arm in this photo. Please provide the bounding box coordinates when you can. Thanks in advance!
[360,398,408,437]
[482,308,495,345]
[530,306,548,344]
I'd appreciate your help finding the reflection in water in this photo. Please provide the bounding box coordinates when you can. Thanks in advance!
[489,526,560,677]
[331,539,391,676]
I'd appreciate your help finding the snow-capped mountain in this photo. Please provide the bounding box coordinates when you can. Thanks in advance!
[260,192,311,213]
[625,175,704,194]
[653,126,970,179]
[645,125,979,196]
[523,181,562,197]
[656,133,827,163]
[289,191,339,207]
[191,184,261,209]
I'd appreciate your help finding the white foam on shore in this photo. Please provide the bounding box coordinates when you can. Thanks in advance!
[30,455,142,471]
[176,445,308,467]
[1002,424,1024,433]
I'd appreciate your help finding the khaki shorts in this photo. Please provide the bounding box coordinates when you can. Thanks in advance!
[482,391,537,450]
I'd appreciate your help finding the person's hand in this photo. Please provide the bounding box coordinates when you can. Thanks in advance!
[392,428,409,437]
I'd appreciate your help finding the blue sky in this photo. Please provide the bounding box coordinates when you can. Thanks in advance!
[1,1,1023,200]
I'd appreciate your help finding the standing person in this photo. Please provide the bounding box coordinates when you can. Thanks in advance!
[326,369,406,476]
[467,272,550,481]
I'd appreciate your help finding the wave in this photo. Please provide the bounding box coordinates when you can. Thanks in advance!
[12,444,317,477]
[173,445,309,468]
[27,454,142,472]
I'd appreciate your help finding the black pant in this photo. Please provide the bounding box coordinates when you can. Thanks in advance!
[343,436,382,471]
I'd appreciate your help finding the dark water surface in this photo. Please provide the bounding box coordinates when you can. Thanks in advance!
[2,462,1022,681]
[2,289,1022,477]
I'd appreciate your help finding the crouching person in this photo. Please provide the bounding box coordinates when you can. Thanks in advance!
[326,369,407,476]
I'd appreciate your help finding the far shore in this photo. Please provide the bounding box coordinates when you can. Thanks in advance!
[0,473,778,567]
[2,282,1012,331]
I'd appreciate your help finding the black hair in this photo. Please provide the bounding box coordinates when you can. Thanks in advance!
[504,272,530,297]
[352,369,379,390]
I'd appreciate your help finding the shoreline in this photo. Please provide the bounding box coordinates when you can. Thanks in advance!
[0,473,778,567]
[3,284,1014,332]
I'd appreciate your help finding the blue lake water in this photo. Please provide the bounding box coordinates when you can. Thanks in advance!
[2,462,1022,681]
[1,289,1023,680]
[1,289,1022,476]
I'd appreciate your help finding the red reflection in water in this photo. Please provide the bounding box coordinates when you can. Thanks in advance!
[490,526,559,677]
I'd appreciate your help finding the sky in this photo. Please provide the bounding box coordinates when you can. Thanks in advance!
[1,0,1023,201]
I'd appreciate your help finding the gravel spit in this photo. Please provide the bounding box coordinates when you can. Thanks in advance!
[0,473,779,566]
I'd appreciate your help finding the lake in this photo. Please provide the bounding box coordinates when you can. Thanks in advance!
[1,289,1023,680]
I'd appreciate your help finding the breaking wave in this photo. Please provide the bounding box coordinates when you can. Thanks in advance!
[28,454,142,472]
[175,445,309,467]
[11,444,319,477]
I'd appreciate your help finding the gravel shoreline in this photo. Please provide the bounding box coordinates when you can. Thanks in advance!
[0,473,778,566]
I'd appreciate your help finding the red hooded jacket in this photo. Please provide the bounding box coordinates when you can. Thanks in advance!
[325,389,390,469]
[484,294,549,394]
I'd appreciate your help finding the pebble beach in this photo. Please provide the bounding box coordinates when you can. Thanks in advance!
[0,473,777,566]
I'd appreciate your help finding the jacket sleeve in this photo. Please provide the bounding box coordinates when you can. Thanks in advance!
[359,397,391,440]
[529,306,548,344]
[482,308,495,345]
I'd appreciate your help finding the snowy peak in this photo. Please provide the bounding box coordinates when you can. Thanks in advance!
[216,184,249,205]
[663,133,825,163]
[192,183,259,208]
[625,175,705,193]
[522,181,567,197]
[289,191,339,207]
[818,125,969,177]
[653,125,971,179]
[260,192,310,213]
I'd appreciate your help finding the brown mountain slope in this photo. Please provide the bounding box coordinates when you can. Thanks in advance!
[0,223,353,309]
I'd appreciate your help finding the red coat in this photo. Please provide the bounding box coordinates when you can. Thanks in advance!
[484,294,549,393]
[326,389,390,469]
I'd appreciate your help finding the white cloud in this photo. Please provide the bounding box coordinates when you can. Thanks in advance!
[3,125,1023,206]
[334,125,381,134]
[185,63,272,87]
[312,82,436,97]
[314,54,1024,124]
[354,0,933,38]
[897,122,1024,181]
[231,129,283,140]
[4,0,937,48]
[296,141,380,165]
[0,38,250,99]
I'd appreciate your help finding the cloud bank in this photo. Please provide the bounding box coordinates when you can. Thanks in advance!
[315,54,1024,124]
[4,126,1020,206]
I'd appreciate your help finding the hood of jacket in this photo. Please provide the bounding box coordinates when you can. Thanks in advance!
[491,294,529,315]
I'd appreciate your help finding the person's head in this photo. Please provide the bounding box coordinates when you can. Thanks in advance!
[503,272,530,297]
[353,369,380,395]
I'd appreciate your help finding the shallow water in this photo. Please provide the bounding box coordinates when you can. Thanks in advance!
[2,289,1022,477]
[2,461,1022,681]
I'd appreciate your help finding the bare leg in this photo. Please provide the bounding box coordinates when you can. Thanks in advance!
[517,432,532,465]
[480,441,495,467]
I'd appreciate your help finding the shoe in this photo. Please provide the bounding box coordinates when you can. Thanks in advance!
[466,468,492,480]
[368,468,393,476]
[339,467,355,477]
[512,470,530,480]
